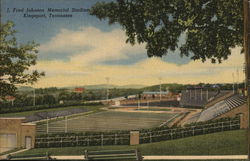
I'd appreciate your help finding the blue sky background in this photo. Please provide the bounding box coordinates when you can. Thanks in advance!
[1,0,244,87]
[2,0,190,65]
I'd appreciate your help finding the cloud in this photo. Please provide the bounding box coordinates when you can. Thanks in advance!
[34,26,245,87]
[39,27,146,65]
[32,46,245,88]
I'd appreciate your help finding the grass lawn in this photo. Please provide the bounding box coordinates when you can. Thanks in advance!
[14,129,247,157]
[0,105,104,117]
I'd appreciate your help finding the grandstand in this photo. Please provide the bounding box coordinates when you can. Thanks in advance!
[183,93,247,125]
[120,100,179,107]
[180,87,231,108]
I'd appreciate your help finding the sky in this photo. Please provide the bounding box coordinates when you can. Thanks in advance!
[1,0,245,88]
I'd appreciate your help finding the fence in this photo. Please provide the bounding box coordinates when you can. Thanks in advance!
[35,117,240,148]
[139,118,240,144]
[35,133,130,148]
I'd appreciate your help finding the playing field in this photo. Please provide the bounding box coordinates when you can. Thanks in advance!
[36,111,178,134]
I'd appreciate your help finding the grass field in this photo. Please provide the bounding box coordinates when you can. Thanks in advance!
[0,105,103,117]
[14,130,247,157]
[36,111,178,134]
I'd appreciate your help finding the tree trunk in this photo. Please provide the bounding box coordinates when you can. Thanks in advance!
[243,0,250,158]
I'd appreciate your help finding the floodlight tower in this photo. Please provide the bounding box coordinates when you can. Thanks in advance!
[232,73,235,94]
[159,77,162,102]
[33,88,36,106]
[106,77,110,103]
[237,68,239,92]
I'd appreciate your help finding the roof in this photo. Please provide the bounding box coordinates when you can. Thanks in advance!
[21,123,36,126]
[0,117,26,120]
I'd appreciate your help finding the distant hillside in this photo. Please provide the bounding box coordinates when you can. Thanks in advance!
[143,83,185,92]
[119,84,146,89]
[17,86,34,92]
[67,84,145,90]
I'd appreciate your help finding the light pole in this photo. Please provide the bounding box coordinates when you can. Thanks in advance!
[237,68,239,92]
[105,77,110,103]
[159,77,162,102]
[232,73,235,94]
[33,88,36,106]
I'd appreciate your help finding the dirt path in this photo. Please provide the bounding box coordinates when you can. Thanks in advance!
[47,155,248,160]
[0,148,29,160]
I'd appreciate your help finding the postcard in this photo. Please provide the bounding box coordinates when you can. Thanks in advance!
[0,0,249,160]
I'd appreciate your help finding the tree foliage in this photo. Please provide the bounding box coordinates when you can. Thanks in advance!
[0,21,44,98]
[90,0,243,63]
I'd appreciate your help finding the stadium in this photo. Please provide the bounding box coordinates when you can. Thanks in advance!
[0,84,248,160]
[0,0,249,160]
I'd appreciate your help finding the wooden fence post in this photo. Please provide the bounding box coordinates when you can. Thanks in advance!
[47,136,49,148]
[84,150,89,161]
[101,134,104,146]
[114,134,117,145]
[87,137,90,146]
[135,149,143,161]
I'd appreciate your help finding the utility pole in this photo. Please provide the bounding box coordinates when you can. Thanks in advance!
[206,88,208,101]
[237,68,239,92]
[200,88,203,101]
[159,77,162,102]
[105,77,109,104]
[232,73,235,94]
[33,88,36,106]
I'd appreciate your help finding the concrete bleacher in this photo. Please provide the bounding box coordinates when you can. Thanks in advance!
[25,108,89,122]
[196,94,246,122]
[180,90,231,108]
[121,100,179,107]
[183,112,201,125]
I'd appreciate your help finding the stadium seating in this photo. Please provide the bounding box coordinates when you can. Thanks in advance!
[180,90,231,108]
[183,112,201,125]
[197,94,246,122]
[184,94,246,124]
[121,100,179,107]
[25,108,89,122]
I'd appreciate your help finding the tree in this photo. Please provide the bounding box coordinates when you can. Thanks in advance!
[90,0,243,63]
[43,95,56,105]
[0,21,44,98]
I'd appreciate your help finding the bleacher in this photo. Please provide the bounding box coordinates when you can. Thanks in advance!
[180,90,231,108]
[25,108,89,122]
[197,94,246,122]
[180,90,218,108]
[121,100,179,107]
[183,112,201,125]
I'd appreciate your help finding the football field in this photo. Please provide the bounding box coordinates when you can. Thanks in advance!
[36,111,178,134]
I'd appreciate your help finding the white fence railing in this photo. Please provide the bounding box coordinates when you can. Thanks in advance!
[35,118,240,148]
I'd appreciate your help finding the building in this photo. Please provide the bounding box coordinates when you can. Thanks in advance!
[141,91,169,99]
[0,117,36,153]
